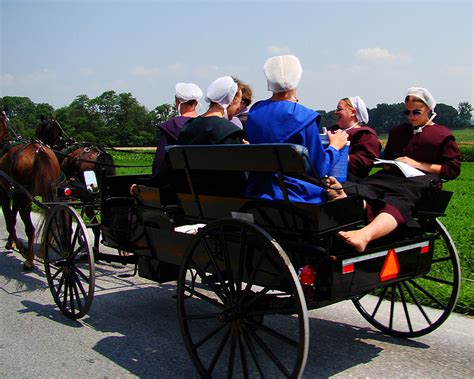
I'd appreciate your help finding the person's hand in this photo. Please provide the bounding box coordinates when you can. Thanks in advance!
[396,156,419,168]
[242,139,250,145]
[327,129,348,150]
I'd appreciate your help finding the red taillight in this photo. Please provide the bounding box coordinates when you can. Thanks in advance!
[64,187,72,196]
[298,265,316,286]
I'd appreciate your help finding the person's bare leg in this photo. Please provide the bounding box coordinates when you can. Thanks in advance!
[325,176,347,200]
[338,212,398,252]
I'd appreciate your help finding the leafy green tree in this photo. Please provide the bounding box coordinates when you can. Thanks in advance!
[434,103,458,129]
[456,101,473,128]
[150,103,177,141]
[369,103,405,135]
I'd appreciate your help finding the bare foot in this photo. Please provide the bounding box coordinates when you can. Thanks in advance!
[338,230,369,253]
[326,176,347,200]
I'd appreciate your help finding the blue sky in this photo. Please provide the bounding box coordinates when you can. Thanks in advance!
[1,0,472,112]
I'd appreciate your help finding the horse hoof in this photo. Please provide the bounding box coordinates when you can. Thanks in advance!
[5,241,17,251]
[23,261,35,272]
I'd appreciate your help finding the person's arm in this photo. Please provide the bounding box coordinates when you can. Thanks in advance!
[348,131,380,174]
[303,121,347,177]
[397,137,461,179]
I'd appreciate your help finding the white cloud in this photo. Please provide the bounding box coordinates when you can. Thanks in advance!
[129,66,161,78]
[356,47,396,62]
[167,63,186,73]
[355,47,412,65]
[0,69,57,87]
[266,45,291,54]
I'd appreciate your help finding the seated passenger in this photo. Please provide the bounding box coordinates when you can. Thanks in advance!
[177,76,247,196]
[152,82,203,173]
[330,96,381,180]
[327,87,461,252]
[245,54,348,203]
[178,76,246,145]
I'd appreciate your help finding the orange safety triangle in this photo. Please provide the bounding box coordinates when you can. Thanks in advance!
[380,249,400,281]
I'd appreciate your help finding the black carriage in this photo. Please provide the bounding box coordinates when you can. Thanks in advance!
[40,144,461,378]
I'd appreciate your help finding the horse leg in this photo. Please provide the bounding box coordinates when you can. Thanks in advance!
[16,196,36,270]
[1,194,22,251]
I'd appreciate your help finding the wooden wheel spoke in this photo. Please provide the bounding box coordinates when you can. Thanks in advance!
[401,281,432,325]
[241,246,271,301]
[227,327,238,377]
[243,330,264,377]
[236,228,247,293]
[53,269,67,301]
[245,318,299,347]
[245,324,291,377]
[201,238,232,300]
[192,323,228,351]
[422,275,454,286]
[371,286,389,318]
[207,326,232,374]
[46,240,63,259]
[219,227,236,297]
[432,256,451,264]
[237,334,249,379]
[183,285,224,309]
[397,284,413,333]
[188,260,227,304]
[71,269,88,301]
[241,272,287,308]
[50,266,64,282]
[408,279,447,309]
[71,264,91,284]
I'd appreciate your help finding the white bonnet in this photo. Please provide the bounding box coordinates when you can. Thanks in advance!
[406,87,436,110]
[205,76,238,109]
[348,96,369,124]
[264,55,303,93]
[175,82,203,102]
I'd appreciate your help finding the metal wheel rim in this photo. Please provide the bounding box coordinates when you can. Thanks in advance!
[43,204,95,319]
[352,219,461,338]
[177,219,309,378]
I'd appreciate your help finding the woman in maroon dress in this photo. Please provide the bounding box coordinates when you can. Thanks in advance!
[332,96,381,180]
[328,87,461,252]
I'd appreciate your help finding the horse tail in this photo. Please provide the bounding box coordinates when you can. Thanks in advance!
[32,144,60,203]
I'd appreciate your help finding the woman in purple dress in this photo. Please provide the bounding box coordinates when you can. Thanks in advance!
[151,82,203,173]
[331,96,381,180]
[328,87,461,252]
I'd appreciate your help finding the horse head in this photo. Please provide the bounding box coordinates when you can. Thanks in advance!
[0,106,10,143]
[36,117,63,148]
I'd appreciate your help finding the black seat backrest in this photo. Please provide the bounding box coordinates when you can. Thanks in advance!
[168,143,312,174]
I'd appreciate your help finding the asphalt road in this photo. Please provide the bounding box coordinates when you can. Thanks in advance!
[1,216,473,378]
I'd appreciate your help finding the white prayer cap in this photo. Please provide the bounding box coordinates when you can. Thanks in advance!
[348,96,369,124]
[205,76,238,109]
[264,55,303,93]
[175,82,203,101]
[406,87,436,110]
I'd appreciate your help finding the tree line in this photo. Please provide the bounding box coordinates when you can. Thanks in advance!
[1,92,472,147]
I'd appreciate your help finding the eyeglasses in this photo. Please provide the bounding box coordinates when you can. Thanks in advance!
[403,109,423,116]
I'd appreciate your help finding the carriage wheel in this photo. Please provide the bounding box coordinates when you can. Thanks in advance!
[352,219,460,338]
[177,219,309,378]
[43,204,95,319]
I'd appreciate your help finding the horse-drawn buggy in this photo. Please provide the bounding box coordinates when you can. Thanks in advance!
[30,141,458,378]
[0,106,460,377]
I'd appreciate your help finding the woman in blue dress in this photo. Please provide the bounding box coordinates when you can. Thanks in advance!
[245,54,349,204]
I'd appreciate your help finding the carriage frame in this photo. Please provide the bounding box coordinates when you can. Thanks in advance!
[33,143,460,378]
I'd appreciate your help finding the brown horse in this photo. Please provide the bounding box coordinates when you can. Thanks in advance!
[0,108,60,270]
[35,117,116,253]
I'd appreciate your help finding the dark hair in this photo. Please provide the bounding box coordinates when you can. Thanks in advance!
[232,76,253,107]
